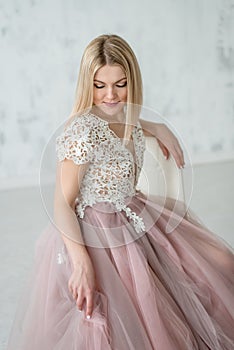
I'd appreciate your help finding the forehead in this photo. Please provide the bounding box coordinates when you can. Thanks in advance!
[94,64,126,82]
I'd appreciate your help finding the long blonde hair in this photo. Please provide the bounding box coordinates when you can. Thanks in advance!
[67,34,143,143]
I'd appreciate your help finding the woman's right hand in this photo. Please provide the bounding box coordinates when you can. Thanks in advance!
[68,254,97,319]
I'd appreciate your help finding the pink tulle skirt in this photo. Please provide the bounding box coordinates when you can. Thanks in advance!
[6,192,234,349]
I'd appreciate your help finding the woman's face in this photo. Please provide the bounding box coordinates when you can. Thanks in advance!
[93,64,128,117]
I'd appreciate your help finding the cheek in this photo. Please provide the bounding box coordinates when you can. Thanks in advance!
[93,89,102,103]
[121,88,128,101]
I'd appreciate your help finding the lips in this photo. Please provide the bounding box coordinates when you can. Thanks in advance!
[103,102,119,107]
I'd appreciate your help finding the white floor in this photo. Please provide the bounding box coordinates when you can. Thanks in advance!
[1,160,234,349]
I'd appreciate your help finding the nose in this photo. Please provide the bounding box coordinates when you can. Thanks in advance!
[105,86,117,100]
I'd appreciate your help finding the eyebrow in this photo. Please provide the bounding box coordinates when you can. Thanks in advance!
[93,77,127,84]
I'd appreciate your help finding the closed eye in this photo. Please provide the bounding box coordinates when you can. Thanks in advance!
[94,84,105,89]
[94,81,127,89]
[116,82,127,88]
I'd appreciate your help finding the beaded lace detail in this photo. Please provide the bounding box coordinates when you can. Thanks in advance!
[56,112,146,234]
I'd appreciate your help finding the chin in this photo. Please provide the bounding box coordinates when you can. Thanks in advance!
[101,102,126,116]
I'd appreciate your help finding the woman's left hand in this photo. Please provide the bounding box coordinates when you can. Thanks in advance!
[155,123,185,168]
[140,118,185,169]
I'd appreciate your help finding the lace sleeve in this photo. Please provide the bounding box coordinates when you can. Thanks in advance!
[55,116,94,165]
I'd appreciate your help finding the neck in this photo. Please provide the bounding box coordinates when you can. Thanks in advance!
[91,105,126,124]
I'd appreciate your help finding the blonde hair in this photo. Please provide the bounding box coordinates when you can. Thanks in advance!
[67,34,143,142]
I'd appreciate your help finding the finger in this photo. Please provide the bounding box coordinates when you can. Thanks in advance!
[68,282,78,299]
[157,139,169,159]
[174,145,185,168]
[172,149,181,168]
[172,138,185,164]
[72,287,78,300]
[85,291,94,319]
[173,147,185,169]
[76,291,84,311]
[160,144,168,158]
[161,145,169,159]
[68,282,72,294]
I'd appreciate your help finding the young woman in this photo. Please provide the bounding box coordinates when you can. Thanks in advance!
[7,34,234,350]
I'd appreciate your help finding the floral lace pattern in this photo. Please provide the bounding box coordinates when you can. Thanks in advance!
[56,112,146,234]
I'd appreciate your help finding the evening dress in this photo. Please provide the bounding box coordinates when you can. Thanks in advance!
[6,112,234,349]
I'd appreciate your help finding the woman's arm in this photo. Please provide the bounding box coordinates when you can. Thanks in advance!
[53,159,96,319]
[139,118,185,169]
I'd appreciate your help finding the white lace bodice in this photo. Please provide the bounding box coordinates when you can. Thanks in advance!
[55,112,146,233]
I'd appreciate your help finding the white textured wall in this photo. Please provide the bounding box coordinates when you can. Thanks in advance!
[0,0,234,188]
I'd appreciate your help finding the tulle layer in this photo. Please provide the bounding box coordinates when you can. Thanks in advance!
[6,192,234,349]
